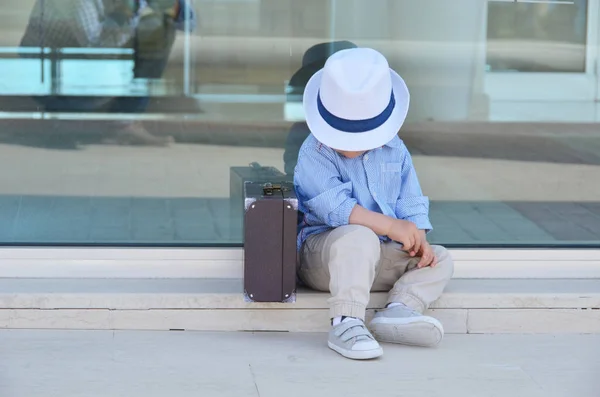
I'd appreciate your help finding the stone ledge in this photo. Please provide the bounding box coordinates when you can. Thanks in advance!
[0,279,598,310]
[1,278,598,333]
[1,308,599,334]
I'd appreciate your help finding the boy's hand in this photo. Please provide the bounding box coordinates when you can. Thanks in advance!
[416,233,437,268]
[387,219,422,255]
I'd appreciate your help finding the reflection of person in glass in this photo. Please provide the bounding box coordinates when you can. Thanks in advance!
[20,0,196,146]
[284,41,357,175]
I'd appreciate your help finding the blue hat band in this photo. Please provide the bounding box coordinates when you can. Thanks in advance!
[317,91,395,133]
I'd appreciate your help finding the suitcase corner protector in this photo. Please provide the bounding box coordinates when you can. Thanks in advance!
[282,291,297,303]
[244,198,257,211]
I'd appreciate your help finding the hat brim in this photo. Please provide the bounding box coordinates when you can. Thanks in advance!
[303,69,409,151]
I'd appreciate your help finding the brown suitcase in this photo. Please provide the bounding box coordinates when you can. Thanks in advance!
[229,163,289,241]
[243,181,298,303]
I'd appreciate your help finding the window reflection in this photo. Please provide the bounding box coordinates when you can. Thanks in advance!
[13,0,196,145]
[487,0,588,72]
[0,0,597,247]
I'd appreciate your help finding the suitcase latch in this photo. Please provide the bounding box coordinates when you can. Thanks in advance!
[262,182,289,196]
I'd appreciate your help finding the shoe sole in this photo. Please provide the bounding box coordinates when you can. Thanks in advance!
[327,341,383,360]
[369,317,444,347]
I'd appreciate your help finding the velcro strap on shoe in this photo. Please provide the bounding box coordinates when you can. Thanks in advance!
[341,326,373,341]
[334,319,372,341]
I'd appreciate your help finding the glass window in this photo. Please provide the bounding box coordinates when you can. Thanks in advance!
[0,0,598,247]
[487,0,588,73]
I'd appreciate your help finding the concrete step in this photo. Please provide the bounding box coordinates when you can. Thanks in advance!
[1,278,598,334]
[2,248,600,279]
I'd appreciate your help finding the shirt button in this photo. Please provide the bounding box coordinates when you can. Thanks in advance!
[364,154,369,161]
[372,192,377,198]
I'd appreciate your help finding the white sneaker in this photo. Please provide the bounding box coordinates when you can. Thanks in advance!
[369,305,444,347]
[328,318,383,360]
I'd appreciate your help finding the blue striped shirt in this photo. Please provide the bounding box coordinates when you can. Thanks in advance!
[294,134,432,249]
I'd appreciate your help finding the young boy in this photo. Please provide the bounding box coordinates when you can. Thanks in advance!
[294,48,454,360]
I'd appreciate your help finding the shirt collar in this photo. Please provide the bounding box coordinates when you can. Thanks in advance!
[384,136,401,148]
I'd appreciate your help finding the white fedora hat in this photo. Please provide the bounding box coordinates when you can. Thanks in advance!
[303,47,409,151]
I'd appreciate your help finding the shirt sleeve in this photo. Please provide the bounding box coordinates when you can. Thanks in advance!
[395,146,433,232]
[294,142,357,227]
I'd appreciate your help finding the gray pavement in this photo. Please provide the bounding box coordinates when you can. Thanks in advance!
[0,330,597,397]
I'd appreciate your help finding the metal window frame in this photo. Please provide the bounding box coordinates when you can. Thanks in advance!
[485,0,600,101]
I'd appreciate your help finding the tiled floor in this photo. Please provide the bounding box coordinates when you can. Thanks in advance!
[1,330,598,397]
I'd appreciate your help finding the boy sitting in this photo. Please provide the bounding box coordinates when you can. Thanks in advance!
[294,48,454,360]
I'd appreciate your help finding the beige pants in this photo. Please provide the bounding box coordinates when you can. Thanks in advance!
[299,225,454,320]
